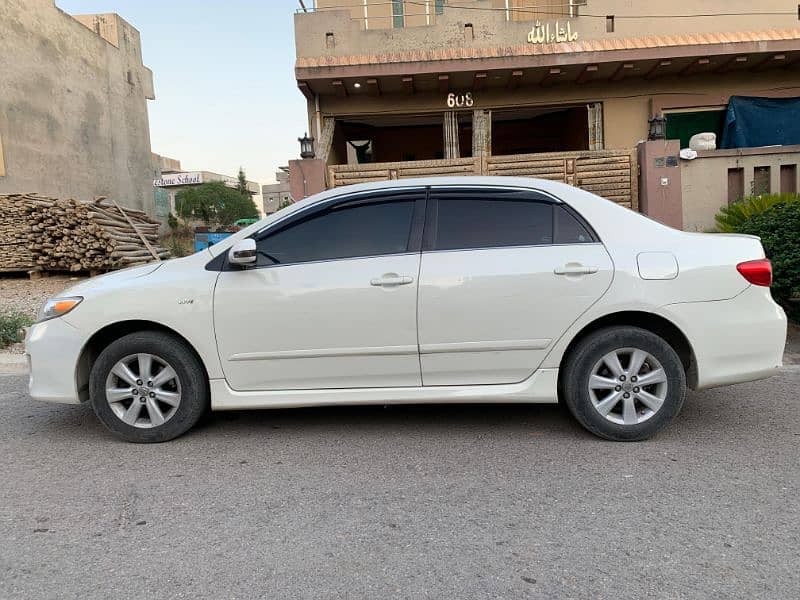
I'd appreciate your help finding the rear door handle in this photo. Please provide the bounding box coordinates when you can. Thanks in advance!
[554,265,599,276]
[370,274,414,287]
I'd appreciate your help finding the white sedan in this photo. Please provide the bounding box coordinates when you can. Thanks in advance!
[25,177,787,442]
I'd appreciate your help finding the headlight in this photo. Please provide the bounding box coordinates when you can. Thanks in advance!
[36,297,83,323]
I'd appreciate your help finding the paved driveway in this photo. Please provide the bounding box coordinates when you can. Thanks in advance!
[1,368,799,599]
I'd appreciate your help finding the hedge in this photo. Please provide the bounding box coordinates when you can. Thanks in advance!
[736,201,800,320]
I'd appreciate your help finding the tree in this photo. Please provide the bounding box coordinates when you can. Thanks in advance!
[175,181,259,228]
[237,167,250,197]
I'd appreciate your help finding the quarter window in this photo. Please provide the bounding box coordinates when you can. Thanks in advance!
[554,205,594,244]
[255,199,415,266]
[433,192,553,251]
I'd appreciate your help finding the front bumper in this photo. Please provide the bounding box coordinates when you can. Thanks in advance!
[662,285,787,390]
[25,317,85,404]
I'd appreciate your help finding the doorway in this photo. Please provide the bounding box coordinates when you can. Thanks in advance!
[491,106,590,155]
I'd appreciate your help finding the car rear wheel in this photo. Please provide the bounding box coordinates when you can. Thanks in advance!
[89,331,208,443]
[562,326,686,441]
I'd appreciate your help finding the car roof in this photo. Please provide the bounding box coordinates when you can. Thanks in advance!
[304,176,571,205]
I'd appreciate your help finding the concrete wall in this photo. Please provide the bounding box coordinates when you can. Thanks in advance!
[0,0,156,212]
[681,146,800,232]
[289,159,327,201]
[303,0,796,55]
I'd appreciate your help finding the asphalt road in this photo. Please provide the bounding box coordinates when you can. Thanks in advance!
[1,369,799,600]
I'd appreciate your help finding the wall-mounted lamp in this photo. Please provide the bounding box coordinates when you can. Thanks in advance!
[298,133,315,159]
[648,115,667,141]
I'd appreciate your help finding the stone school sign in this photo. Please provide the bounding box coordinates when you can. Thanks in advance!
[153,172,203,187]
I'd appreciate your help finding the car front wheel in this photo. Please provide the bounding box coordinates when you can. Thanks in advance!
[562,326,687,441]
[89,331,209,443]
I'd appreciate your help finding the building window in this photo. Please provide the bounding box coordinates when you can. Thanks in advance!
[0,133,5,177]
[392,0,404,28]
[606,16,615,33]
[753,166,771,196]
[435,0,444,15]
[325,32,335,49]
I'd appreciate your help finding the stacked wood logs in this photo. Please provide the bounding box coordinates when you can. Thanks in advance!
[0,194,36,271]
[0,193,169,273]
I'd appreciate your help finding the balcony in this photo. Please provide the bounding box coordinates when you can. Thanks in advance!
[301,1,572,32]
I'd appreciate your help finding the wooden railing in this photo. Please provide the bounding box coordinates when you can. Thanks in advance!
[329,149,638,209]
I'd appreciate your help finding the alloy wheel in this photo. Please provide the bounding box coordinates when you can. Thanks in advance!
[105,353,182,428]
[588,347,669,426]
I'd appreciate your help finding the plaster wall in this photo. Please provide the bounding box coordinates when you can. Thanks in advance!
[0,0,155,212]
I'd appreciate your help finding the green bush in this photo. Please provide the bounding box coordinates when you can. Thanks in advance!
[736,201,800,320]
[715,193,800,233]
[0,310,33,349]
[175,181,259,228]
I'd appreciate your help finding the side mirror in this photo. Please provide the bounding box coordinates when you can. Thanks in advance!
[228,238,257,266]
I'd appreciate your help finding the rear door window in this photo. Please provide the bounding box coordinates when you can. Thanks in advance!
[429,188,554,251]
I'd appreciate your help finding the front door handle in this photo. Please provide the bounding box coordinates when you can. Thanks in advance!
[370,274,414,287]
[554,264,599,276]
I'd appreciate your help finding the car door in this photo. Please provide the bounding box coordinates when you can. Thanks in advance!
[417,186,613,386]
[214,189,425,391]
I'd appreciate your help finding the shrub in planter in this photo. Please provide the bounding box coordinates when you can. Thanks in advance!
[715,193,800,233]
[736,201,800,320]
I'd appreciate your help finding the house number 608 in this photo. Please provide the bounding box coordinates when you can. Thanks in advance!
[446,92,474,108]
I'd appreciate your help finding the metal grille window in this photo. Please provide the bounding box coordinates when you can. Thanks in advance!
[753,166,771,196]
[392,0,405,28]
[435,0,444,15]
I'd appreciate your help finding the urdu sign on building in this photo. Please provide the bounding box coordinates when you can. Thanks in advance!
[153,171,203,187]
[527,20,578,45]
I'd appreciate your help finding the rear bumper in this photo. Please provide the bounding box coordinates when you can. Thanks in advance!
[662,285,787,390]
[25,318,84,404]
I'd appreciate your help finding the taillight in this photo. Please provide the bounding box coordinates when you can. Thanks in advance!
[736,259,772,287]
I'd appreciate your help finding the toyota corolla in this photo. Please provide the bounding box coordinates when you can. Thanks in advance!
[25,177,787,442]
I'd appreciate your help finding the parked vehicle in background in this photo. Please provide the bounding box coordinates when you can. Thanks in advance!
[25,177,787,443]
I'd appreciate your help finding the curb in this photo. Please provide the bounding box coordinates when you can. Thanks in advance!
[0,353,27,375]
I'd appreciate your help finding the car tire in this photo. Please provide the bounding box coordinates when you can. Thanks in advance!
[89,331,209,443]
[562,326,686,441]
